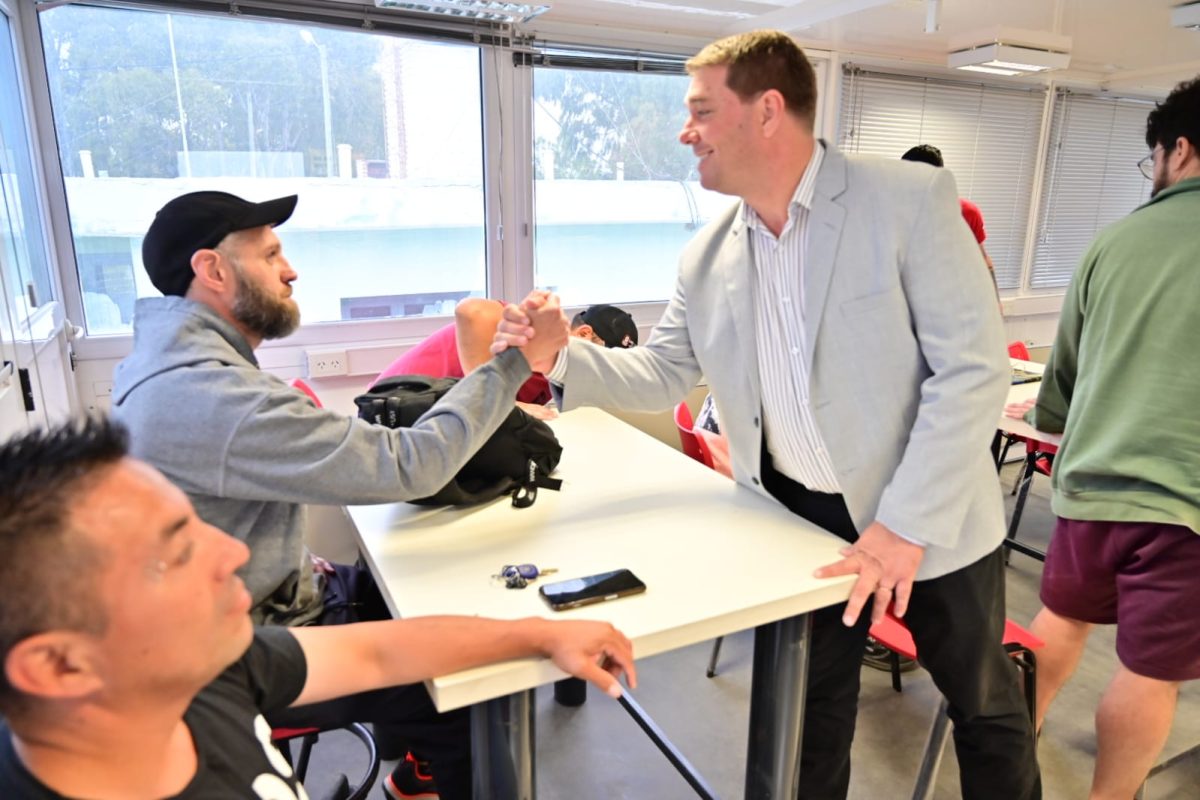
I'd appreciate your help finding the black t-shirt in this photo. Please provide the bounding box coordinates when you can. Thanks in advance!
[0,627,310,799]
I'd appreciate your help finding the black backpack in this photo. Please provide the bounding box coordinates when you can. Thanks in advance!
[354,375,563,508]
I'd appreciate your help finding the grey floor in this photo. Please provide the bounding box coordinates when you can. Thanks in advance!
[299,461,1200,799]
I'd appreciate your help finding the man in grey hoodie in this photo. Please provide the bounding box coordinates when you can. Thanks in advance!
[111,190,568,800]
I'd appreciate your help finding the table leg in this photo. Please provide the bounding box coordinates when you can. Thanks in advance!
[745,613,812,799]
[470,689,536,799]
[990,430,1003,469]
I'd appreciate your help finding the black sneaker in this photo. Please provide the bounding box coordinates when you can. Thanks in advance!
[383,752,439,800]
[862,637,918,673]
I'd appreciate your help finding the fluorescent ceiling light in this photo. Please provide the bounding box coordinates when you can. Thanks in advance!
[1173,2,1200,30]
[591,0,751,19]
[955,64,1023,77]
[374,0,550,23]
[947,27,1071,76]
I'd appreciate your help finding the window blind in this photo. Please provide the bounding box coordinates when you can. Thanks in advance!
[1029,91,1154,289]
[839,67,1046,290]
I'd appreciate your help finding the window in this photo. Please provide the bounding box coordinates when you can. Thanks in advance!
[39,4,486,335]
[531,63,731,306]
[0,11,53,324]
[839,68,1046,291]
[1029,91,1154,289]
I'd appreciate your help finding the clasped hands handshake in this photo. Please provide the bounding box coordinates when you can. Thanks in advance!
[489,290,570,373]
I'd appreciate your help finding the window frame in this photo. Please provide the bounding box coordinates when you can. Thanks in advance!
[1,0,62,334]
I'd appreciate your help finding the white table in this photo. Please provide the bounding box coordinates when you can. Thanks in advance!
[348,407,854,799]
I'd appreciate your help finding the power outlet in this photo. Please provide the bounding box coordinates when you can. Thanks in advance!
[306,349,348,377]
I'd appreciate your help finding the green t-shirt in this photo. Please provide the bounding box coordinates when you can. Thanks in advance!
[1029,177,1200,533]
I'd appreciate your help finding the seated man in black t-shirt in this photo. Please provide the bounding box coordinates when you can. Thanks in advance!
[0,418,636,799]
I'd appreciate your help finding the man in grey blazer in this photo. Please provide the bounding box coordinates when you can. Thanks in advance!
[497,31,1039,800]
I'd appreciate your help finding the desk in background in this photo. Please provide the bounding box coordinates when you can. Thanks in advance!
[348,407,854,799]
[999,358,1062,446]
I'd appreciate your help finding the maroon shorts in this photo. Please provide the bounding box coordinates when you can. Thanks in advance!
[1041,517,1200,681]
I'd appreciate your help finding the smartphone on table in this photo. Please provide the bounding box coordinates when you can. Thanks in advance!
[539,568,646,611]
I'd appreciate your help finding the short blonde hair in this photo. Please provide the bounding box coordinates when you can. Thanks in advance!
[686,30,817,127]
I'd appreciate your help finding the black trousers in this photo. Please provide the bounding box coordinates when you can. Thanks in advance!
[761,454,1041,800]
[266,563,472,800]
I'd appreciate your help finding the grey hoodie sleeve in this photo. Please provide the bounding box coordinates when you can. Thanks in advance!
[218,348,533,505]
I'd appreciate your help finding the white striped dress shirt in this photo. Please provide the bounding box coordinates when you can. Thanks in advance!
[743,143,842,493]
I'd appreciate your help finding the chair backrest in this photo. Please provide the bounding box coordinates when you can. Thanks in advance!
[1007,341,1031,361]
[289,377,323,408]
[673,401,715,469]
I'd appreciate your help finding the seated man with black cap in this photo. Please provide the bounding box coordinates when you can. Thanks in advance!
[373,299,639,419]
[111,190,570,800]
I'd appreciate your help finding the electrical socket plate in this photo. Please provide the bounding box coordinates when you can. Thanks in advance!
[306,349,348,377]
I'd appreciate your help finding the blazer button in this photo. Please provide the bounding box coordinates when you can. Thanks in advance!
[752,476,761,485]
[753,416,760,428]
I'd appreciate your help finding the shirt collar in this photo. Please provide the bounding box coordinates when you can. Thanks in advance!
[739,140,826,234]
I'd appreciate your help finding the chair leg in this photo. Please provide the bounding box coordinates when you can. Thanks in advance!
[890,649,903,693]
[706,636,723,678]
[345,722,381,800]
[294,732,318,783]
[1003,643,1039,743]
[911,696,953,800]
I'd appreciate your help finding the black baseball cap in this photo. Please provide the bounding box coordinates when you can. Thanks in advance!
[141,191,298,297]
[578,304,638,349]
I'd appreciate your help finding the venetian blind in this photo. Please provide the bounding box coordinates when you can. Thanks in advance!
[839,67,1046,290]
[1029,91,1154,289]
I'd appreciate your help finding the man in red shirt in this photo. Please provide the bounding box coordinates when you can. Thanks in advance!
[374,300,638,417]
[901,145,998,290]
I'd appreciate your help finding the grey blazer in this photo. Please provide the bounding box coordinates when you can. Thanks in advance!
[557,146,1010,580]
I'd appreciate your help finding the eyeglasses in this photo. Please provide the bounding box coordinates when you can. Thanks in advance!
[1138,152,1154,180]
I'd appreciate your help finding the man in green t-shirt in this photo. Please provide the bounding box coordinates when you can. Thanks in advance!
[1007,75,1200,798]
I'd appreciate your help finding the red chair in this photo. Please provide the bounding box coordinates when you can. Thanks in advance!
[289,377,323,408]
[271,723,379,800]
[868,611,1043,799]
[673,400,715,470]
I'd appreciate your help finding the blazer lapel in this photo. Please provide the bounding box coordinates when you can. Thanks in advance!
[803,147,849,367]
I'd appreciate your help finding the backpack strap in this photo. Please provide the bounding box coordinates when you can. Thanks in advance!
[511,458,563,509]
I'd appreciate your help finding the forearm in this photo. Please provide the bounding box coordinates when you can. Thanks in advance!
[290,616,557,706]
[224,349,531,505]
[558,339,699,413]
[556,286,700,412]
[456,299,504,373]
